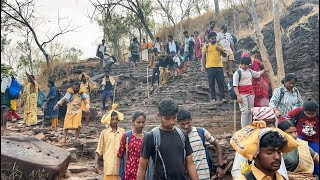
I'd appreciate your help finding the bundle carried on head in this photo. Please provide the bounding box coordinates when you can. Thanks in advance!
[230,120,299,161]
[101,103,124,125]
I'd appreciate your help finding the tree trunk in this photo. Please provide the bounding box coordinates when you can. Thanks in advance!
[273,0,285,80]
[138,14,154,40]
[250,0,280,90]
[214,0,219,15]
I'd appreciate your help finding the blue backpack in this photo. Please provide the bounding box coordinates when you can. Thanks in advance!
[196,127,213,174]
[120,130,154,180]
[228,69,242,100]
[8,78,21,99]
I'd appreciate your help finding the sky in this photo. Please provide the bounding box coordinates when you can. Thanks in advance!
[5,0,222,60]
[8,0,103,60]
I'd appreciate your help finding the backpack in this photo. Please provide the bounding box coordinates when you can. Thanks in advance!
[37,90,46,107]
[228,69,242,100]
[8,78,21,99]
[231,34,237,45]
[196,128,213,175]
[278,87,299,106]
[152,126,186,179]
[120,130,154,180]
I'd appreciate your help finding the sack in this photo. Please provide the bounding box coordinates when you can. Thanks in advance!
[37,90,46,107]
[8,79,21,99]
[228,69,242,100]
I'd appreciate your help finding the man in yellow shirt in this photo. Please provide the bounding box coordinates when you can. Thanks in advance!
[235,131,287,180]
[201,32,227,104]
[95,111,125,180]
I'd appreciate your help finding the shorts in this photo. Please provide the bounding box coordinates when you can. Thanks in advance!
[131,54,140,63]
[183,51,195,62]
[221,49,235,63]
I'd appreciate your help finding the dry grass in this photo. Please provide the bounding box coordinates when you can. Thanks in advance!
[157,0,296,41]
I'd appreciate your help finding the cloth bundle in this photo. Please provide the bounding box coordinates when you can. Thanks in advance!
[101,104,124,125]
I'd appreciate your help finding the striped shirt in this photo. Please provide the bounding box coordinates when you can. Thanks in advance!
[269,85,303,117]
[188,127,215,180]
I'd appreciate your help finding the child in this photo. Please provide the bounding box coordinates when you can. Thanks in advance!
[95,111,125,180]
[233,56,265,128]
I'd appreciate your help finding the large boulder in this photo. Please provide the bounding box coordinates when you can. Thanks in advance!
[1,136,71,180]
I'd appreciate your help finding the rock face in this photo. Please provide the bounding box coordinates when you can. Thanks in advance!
[1,136,71,180]
[235,0,319,101]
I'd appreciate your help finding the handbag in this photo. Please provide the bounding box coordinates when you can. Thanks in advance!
[37,90,46,107]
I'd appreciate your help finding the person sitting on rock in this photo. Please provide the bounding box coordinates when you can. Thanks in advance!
[95,110,125,179]
[136,98,199,180]
[278,120,319,179]
[233,55,266,128]
[79,72,96,127]
[283,99,319,176]
[99,71,116,110]
[54,81,89,145]
[231,107,289,180]
[177,108,224,179]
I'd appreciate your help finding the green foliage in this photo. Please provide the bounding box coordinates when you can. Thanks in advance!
[1,63,17,77]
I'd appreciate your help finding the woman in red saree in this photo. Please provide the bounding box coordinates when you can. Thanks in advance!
[249,50,270,107]
[194,31,203,62]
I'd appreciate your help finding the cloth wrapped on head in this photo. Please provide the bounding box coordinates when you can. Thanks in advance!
[101,103,124,125]
[79,72,89,80]
[252,107,276,120]
[230,120,299,161]
[241,51,250,58]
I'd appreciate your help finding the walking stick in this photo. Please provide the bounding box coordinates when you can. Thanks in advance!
[147,64,150,98]
[233,99,236,132]
[113,83,117,104]
[42,106,45,128]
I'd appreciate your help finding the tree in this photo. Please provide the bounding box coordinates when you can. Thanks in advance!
[272,0,285,81]
[90,0,155,40]
[1,0,78,68]
[250,0,282,90]
[214,0,219,15]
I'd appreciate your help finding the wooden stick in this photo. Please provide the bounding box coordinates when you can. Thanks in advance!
[113,83,117,104]
[147,64,150,98]
[233,99,237,132]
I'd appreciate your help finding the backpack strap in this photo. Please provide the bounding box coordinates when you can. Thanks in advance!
[174,126,186,168]
[236,69,242,83]
[292,109,305,126]
[151,127,167,179]
[278,87,285,106]
[243,170,256,180]
[196,127,205,146]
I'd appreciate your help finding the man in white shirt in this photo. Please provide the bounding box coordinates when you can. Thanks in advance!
[96,39,107,66]
[217,25,235,77]
[153,37,163,53]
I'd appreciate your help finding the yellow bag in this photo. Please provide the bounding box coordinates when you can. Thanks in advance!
[101,104,124,125]
[240,161,253,175]
[230,121,299,161]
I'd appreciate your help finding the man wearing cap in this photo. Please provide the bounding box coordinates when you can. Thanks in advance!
[217,25,235,77]
[231,107,292,180]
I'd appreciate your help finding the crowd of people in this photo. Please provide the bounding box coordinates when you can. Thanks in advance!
[1,20,319,180]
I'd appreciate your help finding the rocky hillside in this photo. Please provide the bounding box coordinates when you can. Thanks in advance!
[235,0,319,101]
